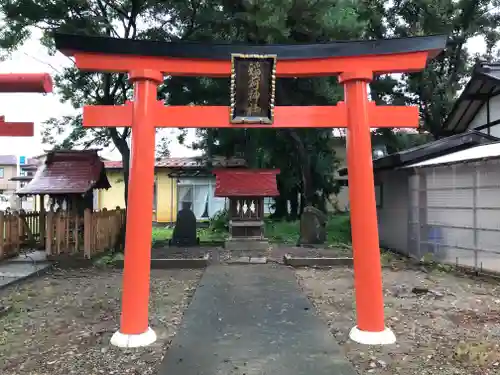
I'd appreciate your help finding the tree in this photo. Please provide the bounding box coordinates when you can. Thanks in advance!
[0,0,205,250]
[161,0,369,218]
[0,0,201,205]
[386,0,500,136]
[352,0,500,148]
[3,0,498,223]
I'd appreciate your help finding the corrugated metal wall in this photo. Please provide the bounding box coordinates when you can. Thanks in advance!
[376,170,410,252]
[408,159,500,273]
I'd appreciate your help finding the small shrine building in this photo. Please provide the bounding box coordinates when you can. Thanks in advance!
[213,168,280,252]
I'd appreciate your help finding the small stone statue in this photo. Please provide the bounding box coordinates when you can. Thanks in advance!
[169,201,199,247]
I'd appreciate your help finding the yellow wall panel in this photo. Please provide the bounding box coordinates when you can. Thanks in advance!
[98,171,126,209]
[156,169,177,223]
[98,169,178,223]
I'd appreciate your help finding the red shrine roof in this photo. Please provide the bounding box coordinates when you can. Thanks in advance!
[17,150,110,195]
[212,169,280,197]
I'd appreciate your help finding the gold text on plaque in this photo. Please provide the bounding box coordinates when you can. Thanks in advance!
[229,53,277,124]
[246,61,262,116]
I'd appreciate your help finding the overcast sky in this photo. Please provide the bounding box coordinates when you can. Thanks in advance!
[0,32,487,161]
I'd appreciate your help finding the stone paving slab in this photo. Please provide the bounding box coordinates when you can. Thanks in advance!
[158,264,356,375]
[0,251,51,289]
[8,250,47,262]
[0,276,19,288]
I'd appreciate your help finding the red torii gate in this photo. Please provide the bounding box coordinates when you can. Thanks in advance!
[0,73,53,136]
[54,33,446,348]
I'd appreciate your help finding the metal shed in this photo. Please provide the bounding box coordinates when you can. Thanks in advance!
[376,142,500,273]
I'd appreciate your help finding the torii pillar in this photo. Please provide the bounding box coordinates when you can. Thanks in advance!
[54,32,446,348]
[0,73,53,136]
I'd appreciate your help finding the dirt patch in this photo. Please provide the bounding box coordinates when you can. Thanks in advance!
[0,268,202,375]
[296,266,500,375]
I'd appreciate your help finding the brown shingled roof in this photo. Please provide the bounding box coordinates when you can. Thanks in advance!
[104,156,247,169]
[17,150,111,195]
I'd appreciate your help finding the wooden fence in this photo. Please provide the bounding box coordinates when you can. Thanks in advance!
[0,208,125,261]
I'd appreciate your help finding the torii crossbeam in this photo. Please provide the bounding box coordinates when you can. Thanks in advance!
[0,73,53,136]
[54,32,447,348]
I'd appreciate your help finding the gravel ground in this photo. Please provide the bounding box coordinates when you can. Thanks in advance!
[269,244,352,262]
[0,268,202,375]
[151,246,220,261]
[296,264,500,375]
[150,244,352,264]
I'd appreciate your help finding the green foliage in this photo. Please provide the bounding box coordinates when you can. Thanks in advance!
[93,252,123,268]
[264,219,300,244]
[385,0,500,136]
[163,0,366,217]
[326,214,351,245]
[264,213,351,245]
[0,0,201,206]
[454,341,497,367]
[150,212,351,247]
[1,0,499,223]
[151,226,227,246]
[208,209,229,232]
[420,251,454,272]
[151,227,173,244]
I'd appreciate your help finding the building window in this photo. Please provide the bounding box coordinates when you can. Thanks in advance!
[177,178,225,220]
[0,168,4,179]
[263,197,275,215]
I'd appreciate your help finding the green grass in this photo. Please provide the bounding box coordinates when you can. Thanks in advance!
[265,213,351,245]
[151,213,351,247]
[151,226,227,245]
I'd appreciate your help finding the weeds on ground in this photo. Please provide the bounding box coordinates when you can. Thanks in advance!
[151,226,227,246]
[264,213,351,245]
[151,211,352,248]
[454,341,499,367]
[92,252,124,267]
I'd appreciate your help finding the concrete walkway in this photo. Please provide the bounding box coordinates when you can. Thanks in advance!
[159,265,356,375]
[0,251,51,289]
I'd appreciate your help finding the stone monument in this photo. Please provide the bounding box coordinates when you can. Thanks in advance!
[298,206,327,245]
[169,201,199,247]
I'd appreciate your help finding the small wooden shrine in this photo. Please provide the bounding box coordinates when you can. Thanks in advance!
[16,150,111,215]
[212,168,279,252]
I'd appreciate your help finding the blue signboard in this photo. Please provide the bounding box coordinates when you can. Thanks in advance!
[19,156,26,165]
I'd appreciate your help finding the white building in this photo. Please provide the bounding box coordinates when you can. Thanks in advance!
[373,61,500,273]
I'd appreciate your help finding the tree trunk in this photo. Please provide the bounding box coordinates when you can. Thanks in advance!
[108,128,130,253]
[289,188,299,220]
[299,193,305,216]
[115,148,130,253]
[286,129,314,207]
[273,196,288,219]
[122,150,130,206]
[272,176,288,219]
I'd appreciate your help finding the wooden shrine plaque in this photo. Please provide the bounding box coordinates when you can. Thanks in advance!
[230,54,277,124]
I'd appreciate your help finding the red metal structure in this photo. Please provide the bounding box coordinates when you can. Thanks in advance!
[0,73,52,137]
[54,32,447,348]
[0,73,53,137]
